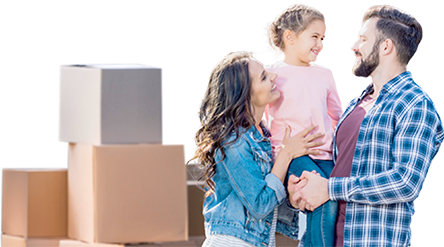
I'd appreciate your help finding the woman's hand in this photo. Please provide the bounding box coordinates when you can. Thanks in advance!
[287,171,321,209]
[279,124,325,161]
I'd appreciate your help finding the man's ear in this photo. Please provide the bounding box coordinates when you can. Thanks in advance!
[381,38,395,56]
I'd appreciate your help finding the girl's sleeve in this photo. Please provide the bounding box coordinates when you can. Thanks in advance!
[327,72,343,130]
[264,104,271,127]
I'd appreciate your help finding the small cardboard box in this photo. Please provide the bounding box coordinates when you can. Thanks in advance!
[2,169,67,238]
[59,239,196,247]
[68,144,187,244]
[59,64,162,145]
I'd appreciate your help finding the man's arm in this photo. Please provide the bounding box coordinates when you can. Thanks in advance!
[329,99,442,205]
[291,99,443,210]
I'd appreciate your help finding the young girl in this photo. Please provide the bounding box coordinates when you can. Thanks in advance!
[266,4,343,247]
[189,51,325,247]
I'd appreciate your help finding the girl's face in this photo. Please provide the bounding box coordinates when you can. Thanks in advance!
[248,59,280,109]
[288,20,326,66]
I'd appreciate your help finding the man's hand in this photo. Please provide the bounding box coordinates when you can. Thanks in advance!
[290,171,330,211]
[287,170,321,209]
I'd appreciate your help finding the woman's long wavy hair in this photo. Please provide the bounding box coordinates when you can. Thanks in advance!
[188,51,256,195]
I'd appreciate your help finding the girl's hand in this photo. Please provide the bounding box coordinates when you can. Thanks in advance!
[280,124,325,161]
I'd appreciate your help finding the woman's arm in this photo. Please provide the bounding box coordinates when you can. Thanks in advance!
[219,139,282,219]
[219,125,324,218]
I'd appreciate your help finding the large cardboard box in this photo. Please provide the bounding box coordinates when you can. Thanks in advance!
[1,235,66,247]
[59,64,162,145]
[2,169,67,238]
[59,239,196,247]
[68,144,187,244]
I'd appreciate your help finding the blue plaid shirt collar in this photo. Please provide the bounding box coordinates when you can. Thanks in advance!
[358,71,412,101]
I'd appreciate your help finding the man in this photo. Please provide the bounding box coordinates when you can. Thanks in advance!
[288,5,443,247]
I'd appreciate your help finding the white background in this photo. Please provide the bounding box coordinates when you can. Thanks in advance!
[0,0,444,67]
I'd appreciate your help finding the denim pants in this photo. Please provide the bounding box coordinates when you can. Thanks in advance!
[285,155,337,247]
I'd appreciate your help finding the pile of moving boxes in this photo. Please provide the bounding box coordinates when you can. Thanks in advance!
[1,64,205,247]
[1,64,299,247]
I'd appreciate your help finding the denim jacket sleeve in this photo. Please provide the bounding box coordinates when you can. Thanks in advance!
[217,136,286,219]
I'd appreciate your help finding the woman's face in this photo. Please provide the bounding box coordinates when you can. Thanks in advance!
[248,59,280,109]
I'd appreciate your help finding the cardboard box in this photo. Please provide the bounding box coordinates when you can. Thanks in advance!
[2,169,67,238]
[187,182,205,237]
[1,235,66,247]
[276,233,300,246]
[59,239,196,247]
[68,144,187,244]
[188,236,205,247]
[59,64,162,145]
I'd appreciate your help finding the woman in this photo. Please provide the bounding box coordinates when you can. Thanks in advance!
[189,51,324,247]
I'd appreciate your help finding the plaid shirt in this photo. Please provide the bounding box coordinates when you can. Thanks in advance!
[329,71,443,247]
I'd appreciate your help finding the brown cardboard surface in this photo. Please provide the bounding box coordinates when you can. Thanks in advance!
[276,233,300,247]
[68,144,95,242]
[187,236,205,247]
[59,239,196,247]
[59,240,124,247]
[2,170,28,237]
[68,144,187,244]
[28,171,68,236]
[187,183,205,236]
[2,169,67,238]
[1,234,66,247]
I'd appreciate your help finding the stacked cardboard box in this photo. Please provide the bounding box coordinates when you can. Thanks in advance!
[59,64,189,246]
[2,169,69,247]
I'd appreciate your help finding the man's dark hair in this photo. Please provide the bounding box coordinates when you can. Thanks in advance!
[364,5,422,65]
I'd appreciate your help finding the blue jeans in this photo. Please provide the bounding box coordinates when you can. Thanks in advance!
[285,155,337,247]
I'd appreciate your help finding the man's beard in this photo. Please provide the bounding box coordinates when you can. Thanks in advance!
[353,41,380,77]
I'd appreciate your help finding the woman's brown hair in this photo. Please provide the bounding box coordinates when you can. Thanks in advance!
[188,51,256,194]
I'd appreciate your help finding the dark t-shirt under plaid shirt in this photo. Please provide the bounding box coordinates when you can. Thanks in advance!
[328,71,444,247]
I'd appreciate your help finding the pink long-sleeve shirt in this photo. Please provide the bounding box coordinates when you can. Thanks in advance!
[265,61,343,160]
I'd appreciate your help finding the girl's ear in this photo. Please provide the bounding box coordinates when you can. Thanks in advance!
[283,30,295,46]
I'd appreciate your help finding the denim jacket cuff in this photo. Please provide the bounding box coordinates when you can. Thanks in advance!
[265,173,286,202]
[285,198,300,212]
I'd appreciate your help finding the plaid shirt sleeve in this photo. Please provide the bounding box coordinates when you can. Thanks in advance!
[329,94,443,204]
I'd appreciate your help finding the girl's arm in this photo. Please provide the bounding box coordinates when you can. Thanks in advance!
[327,74,343,129]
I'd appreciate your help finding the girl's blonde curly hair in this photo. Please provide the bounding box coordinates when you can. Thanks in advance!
[265,2,325,58]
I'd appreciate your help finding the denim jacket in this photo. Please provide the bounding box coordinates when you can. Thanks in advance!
[203,125,299,247]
